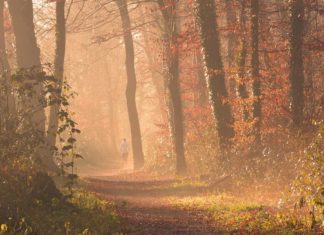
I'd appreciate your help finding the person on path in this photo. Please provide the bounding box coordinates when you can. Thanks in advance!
[120,138,129,163]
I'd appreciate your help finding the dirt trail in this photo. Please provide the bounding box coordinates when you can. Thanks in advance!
[87,171,223,235]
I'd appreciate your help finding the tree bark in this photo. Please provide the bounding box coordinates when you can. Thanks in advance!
[157,0,186,175]
[237,0,249,121]
[8,0,41,69]
[288,0,305,127]
[193,48,208,106]
[115,0,144,169]
[8,0,46,140]
[8,0,57,171]
[251,0,261,144]
[194,0,234,150]
[0,0,15,116]
[225,0,237,95]
[0,0,10,73]
[304,5,315,122]
[47,0,66,158]
[8,0,44,125]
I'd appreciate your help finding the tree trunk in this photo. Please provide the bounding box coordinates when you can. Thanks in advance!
[7,0,41,69]
[0,0,15,116]
[251,0,261,144]
[194,0,235,150]
[193,48,208,106]
[47,0,66,158]
[8,0,44,129]
[289,0,305,127]
[157,0,186,175]
[237,0,249,121]
[0,0,8,72]
[8,0,47,157]
[115,0,144,169]
[225,0,237,95]
[304,5,314,123]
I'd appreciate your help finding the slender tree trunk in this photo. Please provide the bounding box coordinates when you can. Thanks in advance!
[225,0,237,95]
[157,0,186,175]
[304,5,314,122]
[0,0,8,72]
[259,1,272,73]
[289,0,305,127]
[193,48,208,106]
[194,0,235,150]
[47,0,66,158]
[115,0,144,169]
[0,0,15,116]
[237,0,249,121]
[251,0,261,144]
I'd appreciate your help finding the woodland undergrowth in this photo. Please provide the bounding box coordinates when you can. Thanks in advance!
[0,69,120,235]
[145,117,323,233]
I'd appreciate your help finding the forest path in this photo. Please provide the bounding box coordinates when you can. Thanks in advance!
[86,171,223,235]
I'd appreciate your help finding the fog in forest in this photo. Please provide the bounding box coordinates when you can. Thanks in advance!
[0,0,323,234]
[35,1,166,174]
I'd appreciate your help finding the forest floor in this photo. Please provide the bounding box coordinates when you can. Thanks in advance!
[87,171,222,235]
[86,170,318,235]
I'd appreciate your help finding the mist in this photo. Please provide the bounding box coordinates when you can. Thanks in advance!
[0,0,323,234]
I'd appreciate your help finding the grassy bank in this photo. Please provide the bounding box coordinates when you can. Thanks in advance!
[169,192,322,234]
[0,171,120,235]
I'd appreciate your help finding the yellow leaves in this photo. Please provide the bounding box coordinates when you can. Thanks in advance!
[64,221,71,230]
[80,228,90,235]
[0,224,7,232]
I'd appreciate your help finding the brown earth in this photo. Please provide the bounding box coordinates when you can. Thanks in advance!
[87,171,224,235]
